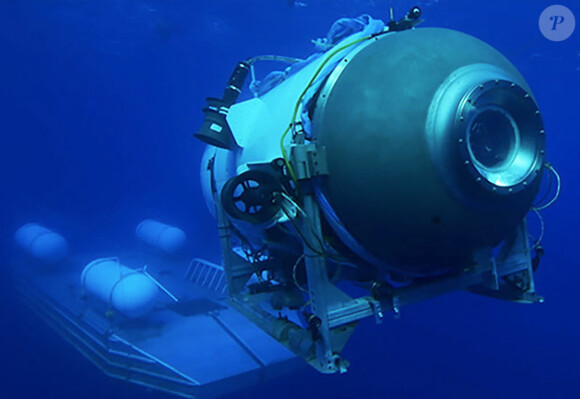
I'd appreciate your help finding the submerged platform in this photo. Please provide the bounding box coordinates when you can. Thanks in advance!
[13,252,302,398]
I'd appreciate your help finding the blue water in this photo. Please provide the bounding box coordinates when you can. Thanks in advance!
[1,0,579,398]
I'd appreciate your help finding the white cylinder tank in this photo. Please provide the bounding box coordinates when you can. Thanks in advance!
[135,219,186,254]
[81,258,159,318]
[14,223,68,263]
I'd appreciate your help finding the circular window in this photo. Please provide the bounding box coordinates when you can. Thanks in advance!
[457,80,545,192]
[467,107,520,183]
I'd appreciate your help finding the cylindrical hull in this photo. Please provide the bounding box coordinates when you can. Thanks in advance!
[81,258,158,318]
[136,219,186,254]
[14,223,68,263]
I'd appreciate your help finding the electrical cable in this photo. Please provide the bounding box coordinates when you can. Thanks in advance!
[533,163,560,211]
[529,208,545,249]
[532,166,554,207]
[279,34,374,187]
[291,254,308,292]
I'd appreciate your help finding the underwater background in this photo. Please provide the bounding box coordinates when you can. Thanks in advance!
[1,0,578,398]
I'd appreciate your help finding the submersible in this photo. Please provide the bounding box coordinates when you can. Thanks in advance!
[196,7,555,372]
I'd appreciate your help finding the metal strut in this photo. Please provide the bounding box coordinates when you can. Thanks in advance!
[289,128,349,373]
[300,193,344,373]
[215,195,254,296]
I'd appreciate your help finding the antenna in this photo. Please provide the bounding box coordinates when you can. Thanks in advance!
[389,0,395,22]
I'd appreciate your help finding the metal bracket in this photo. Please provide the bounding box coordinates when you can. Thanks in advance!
[469,219,543,303]
[327,295,376,328]
[370,299,384,324]
[290,131,328,181]
[497,219,536,287]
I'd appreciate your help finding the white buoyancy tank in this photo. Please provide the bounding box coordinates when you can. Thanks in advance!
[135,219,186,254]
[14,223,68,263]
[81,258,159,318]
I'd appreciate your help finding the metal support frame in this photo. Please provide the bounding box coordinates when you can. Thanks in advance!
[299,193,346,373]
[214,127,541,374]
[290,131,353,372]
[215,188,348,372]
[214,132,358,372]
[216,200,254,295]
[468,219,542,303]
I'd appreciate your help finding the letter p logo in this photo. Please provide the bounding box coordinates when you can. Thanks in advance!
[540,5,575,41]
[550,15,565,30]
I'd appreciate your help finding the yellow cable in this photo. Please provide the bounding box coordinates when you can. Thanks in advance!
[279,34,373,189]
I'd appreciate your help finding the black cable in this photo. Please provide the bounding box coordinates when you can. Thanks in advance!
[280,204,326,256]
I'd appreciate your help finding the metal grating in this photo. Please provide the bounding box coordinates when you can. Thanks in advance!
[183,258,228,298]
